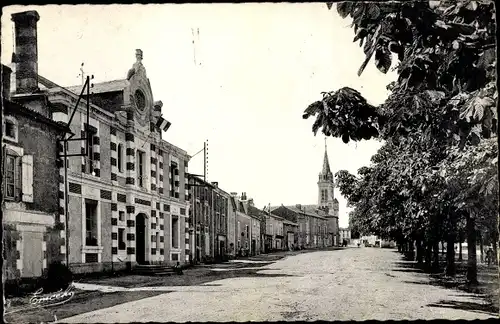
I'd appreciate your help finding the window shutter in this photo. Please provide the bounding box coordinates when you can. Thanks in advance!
[22,155,34,202]
[15,157,22,201]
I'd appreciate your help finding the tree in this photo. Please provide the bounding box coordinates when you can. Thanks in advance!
[307,1,497,284]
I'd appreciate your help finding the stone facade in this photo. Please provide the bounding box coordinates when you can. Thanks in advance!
[282,219,298,250]
[7,11,191,274]
[264,213,285,252]
[187,176,229,262]
[48,52,191,272]
[2,61,68,285]
[227,193,261,257]
[269,205,329,249]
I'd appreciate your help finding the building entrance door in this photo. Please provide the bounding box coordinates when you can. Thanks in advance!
[136,213,147,264]
[219,240,225,257]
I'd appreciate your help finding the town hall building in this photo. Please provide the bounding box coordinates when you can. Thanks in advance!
[6,10,191,275]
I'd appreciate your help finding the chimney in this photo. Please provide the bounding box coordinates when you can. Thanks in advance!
[248,198,254,207]
[12,11,40,94]
[211,181,218,188]
[2,65,12,100]
[241,192,247,201]
[296,204,302,210]
[230,192,238,197]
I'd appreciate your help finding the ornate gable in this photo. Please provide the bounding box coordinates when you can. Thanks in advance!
[125,49,155,129]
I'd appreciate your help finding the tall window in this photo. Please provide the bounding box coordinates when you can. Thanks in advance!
[172,217,179,248]
[117,144,123,172]
[4,154,18,199]
[137,150,145,187]
[86,129,96,174]
[85,200,98,246]
[119,211,125,221]
[170,162,179,197]
[4,152,32,202]
[245,225,249,239]
[118,228,126,250]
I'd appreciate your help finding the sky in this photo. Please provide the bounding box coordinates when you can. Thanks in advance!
[1,3,396,228]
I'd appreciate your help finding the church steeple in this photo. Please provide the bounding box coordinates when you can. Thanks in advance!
[319,138,333,182]
[318,137,335,207]
[321,138,332,177]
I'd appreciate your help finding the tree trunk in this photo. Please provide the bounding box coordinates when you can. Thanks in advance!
[459,240,463,261]
[424,240,432,271]
[409,240,415,261]
[432,240,440,272]
[493,240,498,265]
[416,239,423,264]
[446,234,456,276]
[479,232,484,263]
[466,214,478,284]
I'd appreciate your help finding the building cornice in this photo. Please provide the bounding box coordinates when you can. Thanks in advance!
[67,173,189,207]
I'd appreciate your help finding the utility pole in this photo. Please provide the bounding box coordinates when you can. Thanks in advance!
[58,73,94,267]
[204,140,208,182]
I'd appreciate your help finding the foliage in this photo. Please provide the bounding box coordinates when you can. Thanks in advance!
[305,0,497,145]
[303,88,381,142]
[313,1,498,264]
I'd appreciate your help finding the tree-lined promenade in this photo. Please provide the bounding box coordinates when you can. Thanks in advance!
[304,1,497,284]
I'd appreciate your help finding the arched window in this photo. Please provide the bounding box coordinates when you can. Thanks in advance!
[117,144,123,172]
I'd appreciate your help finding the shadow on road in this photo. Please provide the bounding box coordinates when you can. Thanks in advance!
[427,299,498,317]
[391,268,425,274]
[393,253,499,315]
[137,267,299,288]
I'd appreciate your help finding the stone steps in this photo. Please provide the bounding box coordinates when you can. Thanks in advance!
[133,264,175,276]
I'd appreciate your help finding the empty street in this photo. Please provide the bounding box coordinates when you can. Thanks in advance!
[58,248,496,322]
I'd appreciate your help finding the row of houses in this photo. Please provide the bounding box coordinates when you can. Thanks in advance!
[1,10,341,287]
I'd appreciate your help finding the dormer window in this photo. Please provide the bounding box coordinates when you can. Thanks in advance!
[4,117,18,142]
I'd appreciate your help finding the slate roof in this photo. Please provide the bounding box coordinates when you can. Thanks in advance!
[270,205,326,220]
[65,79,129,95]
[3,99,70,133]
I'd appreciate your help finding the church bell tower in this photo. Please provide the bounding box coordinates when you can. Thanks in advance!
[318,138,336,212]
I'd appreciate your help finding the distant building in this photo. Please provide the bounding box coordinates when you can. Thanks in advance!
[187,176,229,262]
[270,204,328,249]
[339,228,351,244]
[283,219,298,250]
[269,142,340,247]
[226,193,262,257]
[247,200,262,256]
[229,193,252,256]
[263,212,285,252]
